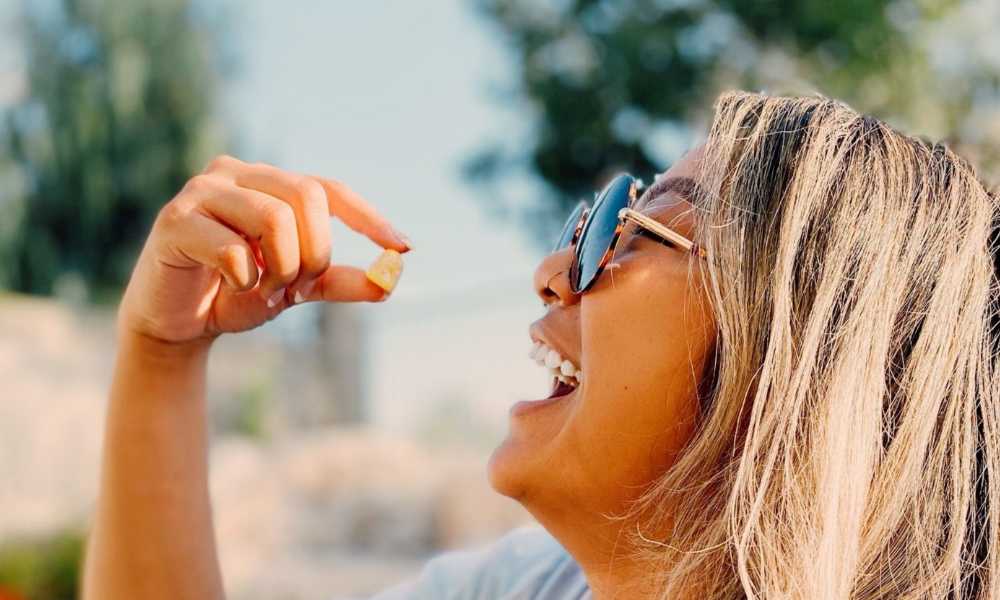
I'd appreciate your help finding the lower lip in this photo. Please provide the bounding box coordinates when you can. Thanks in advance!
[509,381,579,417]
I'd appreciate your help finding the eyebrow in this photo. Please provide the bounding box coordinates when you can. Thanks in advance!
[638,176,705,210]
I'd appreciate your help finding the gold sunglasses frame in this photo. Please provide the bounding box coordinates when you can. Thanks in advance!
[564,176,707,294]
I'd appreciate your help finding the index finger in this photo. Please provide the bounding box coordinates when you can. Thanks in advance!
[310,176,412,253]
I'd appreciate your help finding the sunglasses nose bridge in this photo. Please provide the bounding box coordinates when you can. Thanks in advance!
[552,201,590,253]
[573,207,590,245]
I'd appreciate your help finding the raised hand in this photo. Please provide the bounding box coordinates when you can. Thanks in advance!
[118,155,411,344]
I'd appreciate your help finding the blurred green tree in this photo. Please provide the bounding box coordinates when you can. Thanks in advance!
[468,0,998,242]
[0,529,83,600]
[0,0,228,302]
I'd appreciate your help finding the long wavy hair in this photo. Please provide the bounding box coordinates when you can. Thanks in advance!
[624,92,1000,599]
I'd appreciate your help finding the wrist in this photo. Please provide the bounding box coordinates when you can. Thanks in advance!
[117,329,215,369]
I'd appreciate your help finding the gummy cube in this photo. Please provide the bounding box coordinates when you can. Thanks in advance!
[366,249,403,293]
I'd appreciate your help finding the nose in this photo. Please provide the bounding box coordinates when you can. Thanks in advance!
[533,247,579,308]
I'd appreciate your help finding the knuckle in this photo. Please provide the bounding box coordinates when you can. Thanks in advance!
[157,200,193,230]
[217,245,255,289]
[217,244,245,270]
[182,173,216,196]
[205,154,239,173]
[294,177,324,203]
[267,261,299,285]
[261,203,295,235]
[301,245,332,278]
[325,178,346,193]
[302,190,328,217]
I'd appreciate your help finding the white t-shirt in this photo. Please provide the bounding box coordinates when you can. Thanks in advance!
[356,525,591,599]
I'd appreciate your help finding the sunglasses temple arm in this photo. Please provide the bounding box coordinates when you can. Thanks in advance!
[619,208,707,259]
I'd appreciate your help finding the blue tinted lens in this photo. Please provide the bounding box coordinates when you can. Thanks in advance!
[552,201,588,253]
[572,174,633,292]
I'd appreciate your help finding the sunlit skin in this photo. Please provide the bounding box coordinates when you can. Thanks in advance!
[83,148,715,600]
[488,147,717,598]
[83,156,411,600]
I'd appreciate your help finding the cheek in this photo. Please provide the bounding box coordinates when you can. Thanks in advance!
[572,260,711,491]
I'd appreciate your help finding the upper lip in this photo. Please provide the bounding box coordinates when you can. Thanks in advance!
[528,320,579,371]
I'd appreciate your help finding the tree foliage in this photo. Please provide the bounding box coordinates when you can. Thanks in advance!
[0,0,227,302]
[468,0,995,242]
[0,529,83,600]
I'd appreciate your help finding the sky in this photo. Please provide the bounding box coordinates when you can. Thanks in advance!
[7,0,997,447]
[0,0,561,442]
[218,1,553,439]
[0,0,697,444]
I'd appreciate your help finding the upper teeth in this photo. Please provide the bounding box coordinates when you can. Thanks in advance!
[530,341,582,386]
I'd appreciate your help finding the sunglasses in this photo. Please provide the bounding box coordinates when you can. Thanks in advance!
[552,173,707,294]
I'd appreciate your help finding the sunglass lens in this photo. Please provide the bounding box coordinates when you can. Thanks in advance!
[571,174,633,292]
[552,201,588,253]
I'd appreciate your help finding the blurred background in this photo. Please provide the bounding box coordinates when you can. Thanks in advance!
[0,0,996,598]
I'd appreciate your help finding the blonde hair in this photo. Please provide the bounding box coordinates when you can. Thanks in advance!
[625,92,1000,599]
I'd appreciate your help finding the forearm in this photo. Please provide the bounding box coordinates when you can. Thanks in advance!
[83,331,224,600]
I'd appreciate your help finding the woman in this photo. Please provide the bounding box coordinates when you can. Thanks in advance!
[83,92,1000,599]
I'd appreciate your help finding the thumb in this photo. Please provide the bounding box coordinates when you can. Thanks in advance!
[296,264,389,304]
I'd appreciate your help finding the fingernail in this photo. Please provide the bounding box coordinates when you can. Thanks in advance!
[292,280,316,305]
[301,279,316,301]
[266,287,285,308]
[393,228,413,251]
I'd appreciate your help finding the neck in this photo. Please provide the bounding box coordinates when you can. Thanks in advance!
[528,506,672,600]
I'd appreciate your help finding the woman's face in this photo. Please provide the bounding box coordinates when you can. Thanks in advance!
[488,148,717,528]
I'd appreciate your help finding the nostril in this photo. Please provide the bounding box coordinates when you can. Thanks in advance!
[535,261,573,306]
[540,288,561,308]
[543,270,564,290]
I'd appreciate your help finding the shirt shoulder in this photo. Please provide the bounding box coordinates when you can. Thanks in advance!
[359,524,589,600]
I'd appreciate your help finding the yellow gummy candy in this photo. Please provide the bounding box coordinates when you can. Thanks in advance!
[365,249,403,293]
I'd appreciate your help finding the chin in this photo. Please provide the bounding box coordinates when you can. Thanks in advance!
[487,386,578,505]
[487,437,527,501]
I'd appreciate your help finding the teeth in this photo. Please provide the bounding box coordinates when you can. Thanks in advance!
[534,347,548,364]
[544,349,562,369]
[529,339,582,387]
[531,344,545,363]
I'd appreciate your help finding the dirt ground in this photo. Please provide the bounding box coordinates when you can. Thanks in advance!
[0,294,531,599]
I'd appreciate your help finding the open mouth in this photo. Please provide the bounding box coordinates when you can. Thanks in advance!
[510,341,581,417]
[548,376,576,399]
[530,340,581,394]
